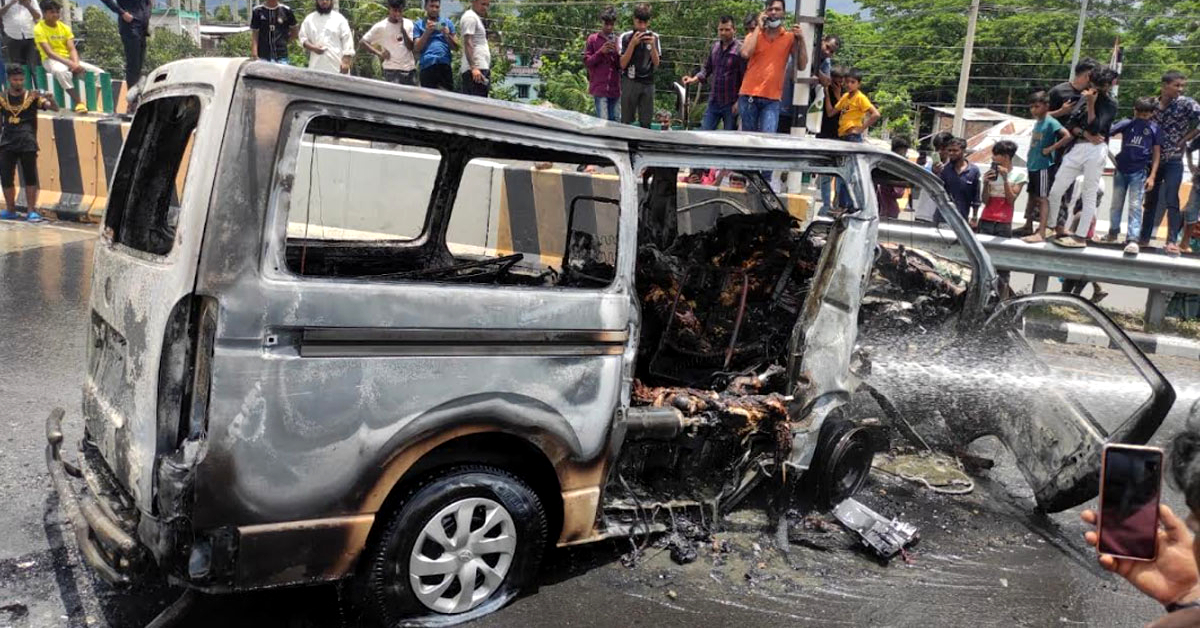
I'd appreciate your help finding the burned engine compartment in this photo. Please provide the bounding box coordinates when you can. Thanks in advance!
[606,210,970,518]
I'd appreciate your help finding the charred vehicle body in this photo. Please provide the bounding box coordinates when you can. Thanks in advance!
[45,59,1174,624]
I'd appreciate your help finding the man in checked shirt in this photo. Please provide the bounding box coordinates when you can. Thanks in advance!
[682,15,746,131]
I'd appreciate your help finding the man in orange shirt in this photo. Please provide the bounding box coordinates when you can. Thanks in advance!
[738,0,807,134]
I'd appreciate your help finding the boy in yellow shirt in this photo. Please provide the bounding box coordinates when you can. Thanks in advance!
[33,0,103,112]
[834,68,879,142]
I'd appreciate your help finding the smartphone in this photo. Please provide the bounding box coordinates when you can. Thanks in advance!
[1098,444,1164,561]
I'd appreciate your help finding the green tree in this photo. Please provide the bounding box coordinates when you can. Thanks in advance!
[212,4,234,22]
[75,6,124,76]
[145,28,203,74]
[217,31,253,56]
[535,46,591,113]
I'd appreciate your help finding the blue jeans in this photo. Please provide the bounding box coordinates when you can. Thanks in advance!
[701,101,736,130]
[737,95,780,133]
[593,96,619,121]
[1186,184,1200,225]
[835,134,864,209]
[1140,158,1185,243]
[819,175,833,214]
[1109,169,1146,241]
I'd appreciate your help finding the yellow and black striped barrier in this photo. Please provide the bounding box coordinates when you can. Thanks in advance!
[18,112,129,221]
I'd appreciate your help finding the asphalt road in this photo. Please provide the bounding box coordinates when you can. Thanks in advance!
[2,221,1198,628]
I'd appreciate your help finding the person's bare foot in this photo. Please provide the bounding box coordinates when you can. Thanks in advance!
[1021,232,1046,243]
[1166,243,1182,257]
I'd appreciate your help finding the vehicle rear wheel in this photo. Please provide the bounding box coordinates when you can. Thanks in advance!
[359,465,547,627]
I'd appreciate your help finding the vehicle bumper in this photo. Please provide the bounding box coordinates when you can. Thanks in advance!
[45,407,148,585]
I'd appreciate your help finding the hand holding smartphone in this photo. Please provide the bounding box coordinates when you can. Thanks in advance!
[1098,444,1164,561]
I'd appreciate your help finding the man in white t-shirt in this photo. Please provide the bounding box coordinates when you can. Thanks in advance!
[361,0,416,85]
[458,0,491,97]
[0,0,42,83]
[299,0,353,74]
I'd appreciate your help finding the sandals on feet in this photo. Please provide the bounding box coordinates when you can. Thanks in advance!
[1050,234,1087,248]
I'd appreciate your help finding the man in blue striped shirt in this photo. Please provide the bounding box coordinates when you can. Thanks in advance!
[682,15,745,131]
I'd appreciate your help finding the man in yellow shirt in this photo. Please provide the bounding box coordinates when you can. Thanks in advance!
[34,0,103,112]
[833,68,880,142]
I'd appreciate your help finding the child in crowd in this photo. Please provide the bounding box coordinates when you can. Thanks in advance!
[0,63,56,221]
[978,140,1027,238]
[832,68,878,210]
[876,136,910,219]
[833,68,878,143]
[33,0,103,112]
[978,140,1025,295]
[1100,96,1160,255]
[817,66,845,215]
[1021,91,1070,241]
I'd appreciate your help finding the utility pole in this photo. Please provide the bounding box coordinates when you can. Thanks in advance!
[1068,0,1089,81]
[952,0,981,137]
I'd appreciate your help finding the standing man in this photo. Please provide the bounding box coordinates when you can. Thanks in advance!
[99,0,149,99]
[737,0,806,134]
[0,0,41,87]
[299,0,354,74]
[1046,66,1120,249]
[1041,58,1098,231]
[458,0,490,97]
[361,0,416,85]
[1139,71,1200,255]
[413,0,458,90]
[938,137,981,224]
[583,6,621,121]
[0,63,54,222]
[250,0,297,64]
[681,15,744,131]
[618,3,660,128]
[34,0,103,112]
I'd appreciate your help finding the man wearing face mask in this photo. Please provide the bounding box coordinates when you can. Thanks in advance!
[738,0,807,134]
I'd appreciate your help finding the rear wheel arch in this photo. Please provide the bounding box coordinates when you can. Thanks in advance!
[367,431,566,556]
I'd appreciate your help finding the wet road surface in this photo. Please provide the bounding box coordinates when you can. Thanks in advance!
[1,221,1197,627]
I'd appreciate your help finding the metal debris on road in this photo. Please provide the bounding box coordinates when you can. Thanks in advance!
[832,498,920,560]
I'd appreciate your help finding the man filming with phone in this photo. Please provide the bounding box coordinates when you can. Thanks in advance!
[413,0,458,90]
[737,0,807,135]
[1082,431,1200,627]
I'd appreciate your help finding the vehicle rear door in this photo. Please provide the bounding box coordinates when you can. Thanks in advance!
[84,80,227,513]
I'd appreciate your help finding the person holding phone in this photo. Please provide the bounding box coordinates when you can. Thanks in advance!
[413,0,458,90]
[583,5,621,121]
[618,3,660,128]
[1081,431,1200,627]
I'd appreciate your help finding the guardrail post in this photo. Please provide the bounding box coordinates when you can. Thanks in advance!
[1145,290,1169,332]
[1032,274,1049,293]
[99,74,113,113]
[84,73,97,111]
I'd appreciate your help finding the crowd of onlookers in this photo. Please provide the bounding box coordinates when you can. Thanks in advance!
[917,59,1200,260]
[249,0,493,96]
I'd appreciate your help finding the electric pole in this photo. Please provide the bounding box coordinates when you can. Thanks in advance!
[1068,0,1089,81]
[952,0,981,137]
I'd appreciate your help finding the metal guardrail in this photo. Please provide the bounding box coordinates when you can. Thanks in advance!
[877,221,1200,328]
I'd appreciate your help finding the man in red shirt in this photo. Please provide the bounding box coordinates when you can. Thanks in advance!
[737,0,806,134]
[583,6,621,121]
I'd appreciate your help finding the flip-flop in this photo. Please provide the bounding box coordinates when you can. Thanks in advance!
[1021,233,1046,243]
[1049,234,1086,248]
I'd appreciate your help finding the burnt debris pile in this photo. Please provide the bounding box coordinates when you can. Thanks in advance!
[636,212,822,390]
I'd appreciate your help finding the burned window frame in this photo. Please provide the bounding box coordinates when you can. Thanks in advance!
[102,90,209,261]
[868,156,996,320]
[262,103,636,294]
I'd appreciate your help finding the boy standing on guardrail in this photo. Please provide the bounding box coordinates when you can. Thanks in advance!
[33,0,102,112]
[1098,97,1161,255]
[0,63,56,222]
[1020,91,1070,243]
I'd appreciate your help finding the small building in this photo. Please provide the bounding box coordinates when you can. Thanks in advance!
[500,52,542,103]
[200,24,250,52]
[929,106,1020,141]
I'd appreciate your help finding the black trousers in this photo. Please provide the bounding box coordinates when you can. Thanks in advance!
[4,37,39,87]
[419,64,454,91]
[0,150,38,188]
[118,18,148,86]
[460,69,490,97]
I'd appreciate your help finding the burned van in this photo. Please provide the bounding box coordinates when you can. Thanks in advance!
[46,58,1173,625]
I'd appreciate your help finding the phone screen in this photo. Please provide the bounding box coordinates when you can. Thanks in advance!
[1099,446,1163,560]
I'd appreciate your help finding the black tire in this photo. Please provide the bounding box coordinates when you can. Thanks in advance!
[359,465,547,627]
